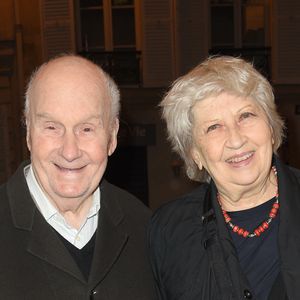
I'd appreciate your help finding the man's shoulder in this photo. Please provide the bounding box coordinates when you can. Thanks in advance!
[0,161,29,203]
[0,181,7,200]
[100,179,152,219]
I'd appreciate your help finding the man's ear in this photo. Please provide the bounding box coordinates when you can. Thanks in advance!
[108,118,119,156]
[191,148,203,170]
[26,119,32,152]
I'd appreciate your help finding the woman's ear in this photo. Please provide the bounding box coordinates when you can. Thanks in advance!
[270,125,275,145]
[191,148,203,170]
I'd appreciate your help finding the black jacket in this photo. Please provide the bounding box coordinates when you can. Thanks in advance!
[148,156,300,299]
[0,162,156,299]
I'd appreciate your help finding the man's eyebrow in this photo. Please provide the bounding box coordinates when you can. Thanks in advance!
[35,113,52,120]
[35,113,103,123]
[82,115,103,122]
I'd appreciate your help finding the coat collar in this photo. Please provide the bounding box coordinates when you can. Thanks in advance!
[7,162,86,282]
[274,156,300,299]
[88,180,129,288]
[202,178,233,242]
[202,178,251,300]
[202,155,300,299]
[202,155,300,241]
[7,161,36,231]
[7,162,129,286]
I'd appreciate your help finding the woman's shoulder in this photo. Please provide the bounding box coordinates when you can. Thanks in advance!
[287,165,300,181]
[275,156,300,185]
[149,183,209,229]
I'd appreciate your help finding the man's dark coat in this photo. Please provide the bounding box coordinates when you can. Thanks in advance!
[0,162,156,299]
[148,156,300,299]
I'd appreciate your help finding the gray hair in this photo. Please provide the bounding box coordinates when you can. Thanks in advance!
[160,56,285,182]
[24,54,120,126]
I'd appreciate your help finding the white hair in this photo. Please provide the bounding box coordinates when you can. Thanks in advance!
[160,56,285,182]
[24,54,120,127]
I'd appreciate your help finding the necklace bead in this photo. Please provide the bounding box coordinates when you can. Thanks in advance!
[219,166,279,238]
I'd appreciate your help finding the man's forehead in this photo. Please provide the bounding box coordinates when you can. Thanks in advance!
[31,60,107,98]
[37,57,103,82]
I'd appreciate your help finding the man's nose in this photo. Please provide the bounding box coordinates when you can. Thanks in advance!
[60,132,81,161]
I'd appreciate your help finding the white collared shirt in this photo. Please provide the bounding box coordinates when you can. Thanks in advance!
[24,164,100,249]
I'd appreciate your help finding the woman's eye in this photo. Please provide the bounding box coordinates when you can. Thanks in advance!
[240,112,255,120]
[207,124,220,133]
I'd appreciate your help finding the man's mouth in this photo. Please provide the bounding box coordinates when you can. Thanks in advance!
[54,164,86,172]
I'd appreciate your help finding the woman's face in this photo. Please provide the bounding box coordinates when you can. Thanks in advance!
[191,93,274,191]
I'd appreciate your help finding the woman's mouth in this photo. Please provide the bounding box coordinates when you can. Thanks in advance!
[226,152,254,164]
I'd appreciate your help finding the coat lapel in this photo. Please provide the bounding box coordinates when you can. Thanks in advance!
[276,158,300,299]
[7,162,86,283]
[7,165,131,289]
[88,181,129,288]
[27,211,86,283]
[213,182,252,299]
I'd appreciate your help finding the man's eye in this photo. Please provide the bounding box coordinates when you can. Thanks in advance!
[207,124,220,133]
[46,125,56,130]
[83,127,93,133]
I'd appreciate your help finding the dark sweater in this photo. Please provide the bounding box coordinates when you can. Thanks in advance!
[57,231,97,280]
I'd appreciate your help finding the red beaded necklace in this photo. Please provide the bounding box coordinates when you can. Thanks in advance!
[219,166,279,238]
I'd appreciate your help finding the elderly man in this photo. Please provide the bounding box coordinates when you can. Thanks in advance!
[0,55,156,299]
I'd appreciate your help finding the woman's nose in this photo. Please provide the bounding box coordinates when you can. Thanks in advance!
[226,125,246,149]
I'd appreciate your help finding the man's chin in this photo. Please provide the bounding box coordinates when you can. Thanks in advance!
[52,185,88,200]
[59,190,86,198]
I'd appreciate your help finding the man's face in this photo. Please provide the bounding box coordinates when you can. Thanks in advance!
[26,59,118,213]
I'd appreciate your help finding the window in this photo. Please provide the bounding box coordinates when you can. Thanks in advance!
[112,0,135,50]
[242,0,265,47]
[209,0,270,78]
[77,0,140,52]
[211,3,234,48]
[79,0,104,50]
[210,0,268,49]
[76,0,141,85]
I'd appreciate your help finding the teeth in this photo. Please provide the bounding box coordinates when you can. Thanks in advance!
[227,152,253,163]
[57,165,82,171]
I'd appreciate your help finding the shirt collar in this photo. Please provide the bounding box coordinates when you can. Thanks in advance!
[24,164,100,223]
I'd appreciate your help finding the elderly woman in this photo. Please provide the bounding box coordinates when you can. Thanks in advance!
[148,56,300,300]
